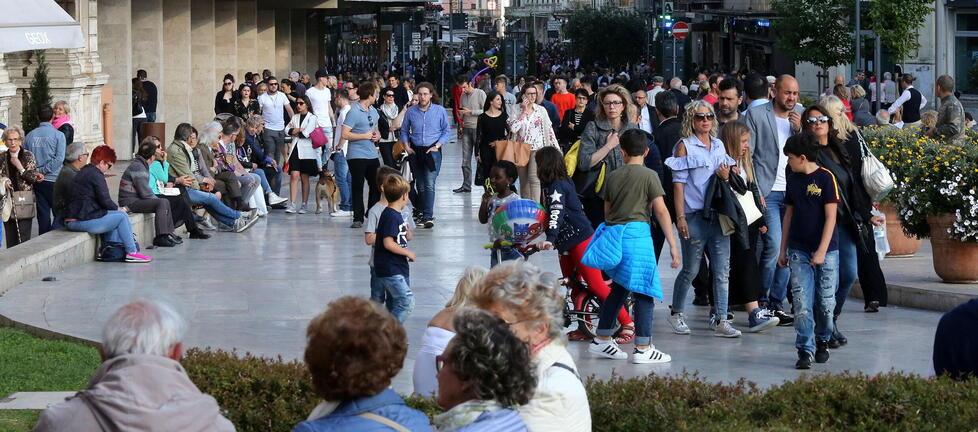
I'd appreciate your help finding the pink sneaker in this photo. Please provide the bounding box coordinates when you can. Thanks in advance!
[125,252,152,263]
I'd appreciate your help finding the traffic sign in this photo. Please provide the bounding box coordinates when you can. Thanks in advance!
[672,21,689,41]
[411,32,421,52]
[663,1,674,15]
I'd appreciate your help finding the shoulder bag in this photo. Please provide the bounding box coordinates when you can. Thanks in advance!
[856,130,894,202]
[11,190,36,220]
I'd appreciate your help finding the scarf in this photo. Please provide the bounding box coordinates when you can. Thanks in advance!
[433,400,503,431]
[306,400,342,421]
[52,115,72,130]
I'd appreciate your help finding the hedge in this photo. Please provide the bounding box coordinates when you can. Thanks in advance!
[182,348,978,432]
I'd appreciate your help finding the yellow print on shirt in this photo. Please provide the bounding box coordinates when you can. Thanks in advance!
[807,183,823,197]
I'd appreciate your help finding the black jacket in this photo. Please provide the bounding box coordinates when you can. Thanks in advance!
[66,164,118,221]
[652,117,682,219]
[703,174,750,250]
[558,108,594,152]
[58,123,74,145]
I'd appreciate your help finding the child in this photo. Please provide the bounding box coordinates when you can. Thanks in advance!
[778,132,840,370]
[478,160,522,267]
[366,166,416,305]
[372,174,417,323]
[583,129,680,364]
[535,146,636,344]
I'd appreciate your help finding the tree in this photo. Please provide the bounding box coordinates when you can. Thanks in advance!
[20,50,52,133]
[865,0,932,63]
[772,0,854,70]
[564,7,647,68]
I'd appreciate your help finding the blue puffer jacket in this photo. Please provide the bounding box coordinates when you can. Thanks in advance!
[581,221,662,300]
[293,389,433,432]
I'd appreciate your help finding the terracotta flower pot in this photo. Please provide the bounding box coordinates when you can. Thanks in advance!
[928,214,978,284]
[881,203,921,257]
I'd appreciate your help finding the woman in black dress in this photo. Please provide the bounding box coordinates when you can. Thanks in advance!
[214,73,237,115]
[558,89,594,153]
[475,91,509,187]
[233,84,261,119]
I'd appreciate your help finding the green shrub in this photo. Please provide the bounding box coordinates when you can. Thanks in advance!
[181,349,978,432]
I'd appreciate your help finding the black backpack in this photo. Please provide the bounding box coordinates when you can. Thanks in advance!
[98,242,126,262]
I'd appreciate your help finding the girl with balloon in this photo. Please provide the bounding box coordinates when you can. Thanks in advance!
[478,160,523,267]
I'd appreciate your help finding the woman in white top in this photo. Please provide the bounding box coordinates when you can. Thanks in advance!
[469,261,592,432]
[507,87,559,202]
[412,266,488,398]
[284,94,321,214]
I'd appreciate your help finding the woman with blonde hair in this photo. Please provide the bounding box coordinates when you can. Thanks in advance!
[412,266,489,397]
[52,101,74,144]
[849,85,875,127]
[833,84,853,121]
[575,83,639,226]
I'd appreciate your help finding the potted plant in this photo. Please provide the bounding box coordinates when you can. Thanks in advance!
[862,126,926,256]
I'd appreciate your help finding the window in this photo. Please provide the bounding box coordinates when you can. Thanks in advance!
[955,13,978,94]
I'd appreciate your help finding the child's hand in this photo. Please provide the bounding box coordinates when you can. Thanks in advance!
[777,253,788,268]
[669,245,681,269]
[811,250,826,266]
[406,251,417,262]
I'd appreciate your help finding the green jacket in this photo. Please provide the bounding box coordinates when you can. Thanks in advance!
[166,140,206,190]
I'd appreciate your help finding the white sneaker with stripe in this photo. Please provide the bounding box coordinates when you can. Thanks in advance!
[587,339,628,360]
[632,345,672,364]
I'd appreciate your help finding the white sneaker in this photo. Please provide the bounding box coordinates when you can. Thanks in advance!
[330,209,352,217]
[587,339,628,360]
[285,203,296,214]
[298,203,308,214]
[267,193,288,206]
[198,217,217,231]
[632,345,672,364]
[668,311,691,335]
[714,320,742,338]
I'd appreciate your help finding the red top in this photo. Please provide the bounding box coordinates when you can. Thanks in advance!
[550,92,576,122]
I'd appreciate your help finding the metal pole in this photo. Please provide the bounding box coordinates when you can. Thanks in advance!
[672,37,676,80]
[874,35,882,112]
[854,0,860,76]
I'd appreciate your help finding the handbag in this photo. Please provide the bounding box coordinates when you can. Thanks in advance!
[493,139,532,167]
[310,127,328,149]
[11,190,36,220]
[857,130,894,202]
[735,190,763,225]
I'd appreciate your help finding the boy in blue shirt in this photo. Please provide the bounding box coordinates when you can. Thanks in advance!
[374,174,416,323]
[778,132,841,370]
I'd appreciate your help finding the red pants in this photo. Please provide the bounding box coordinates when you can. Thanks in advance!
[559,236,633,326]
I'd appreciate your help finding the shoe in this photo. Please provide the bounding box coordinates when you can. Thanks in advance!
[747,308,780,333]
[198,218,217,231]
[351,221,363,229]
[796,350,813,369]
[713,320,742,338]
[125,252,152,263]
[667,309,691,335]
[153,235,178,247]
[708,311,736,330]
[189,231,211,240]
[453,186,471,193]
[692,295,709,306]
[830,322,848,347]
[632,345,672,364]
[285,203,296,214]
[865,300,880,313]
[815,340,831,363]
[267,193,288,206]
[587,339,628,360]
[167,234,183,244]
[423,218,434,229]
[330,209,352,217]
[298,203,308,214]
[771,309,794,326]
[234,214,259,233]
[217,222,236,232]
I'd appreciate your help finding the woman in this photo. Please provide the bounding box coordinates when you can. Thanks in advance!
[64,146,152,263]
[132,77,148,154]
[341,82,382,228]
[377,89,400,167]
[145,140,209,240]
[664,100,741,338]
[166,124,244,231]
[833,84,853,121]
[558,89,594,153]
[469,261,591,432]
[850,85,875,127]
[475,92,508,187]
[243,115,282,198]
[435,309,536,431]
[52,101,75,144]
[214,74,237,115]
[0,125,43,248]
[413,267,488,398]
[256,82,268,97]
[508,86,559,203]
[283,95,321,214]
[233,84,261,119]
[575,84,638,227]
[293,296,432,432]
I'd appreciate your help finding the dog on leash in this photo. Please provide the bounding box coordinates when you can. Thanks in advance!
[315,171,340,214]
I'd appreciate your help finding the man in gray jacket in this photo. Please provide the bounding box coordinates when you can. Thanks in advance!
[455,80,486,193]
[742,74,804,324]
[119,137,178,247]
[928,75,966,146]
[34,300,235,432]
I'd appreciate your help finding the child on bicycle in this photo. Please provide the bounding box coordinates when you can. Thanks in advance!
[534,146,636,344]
[478,160,522,267]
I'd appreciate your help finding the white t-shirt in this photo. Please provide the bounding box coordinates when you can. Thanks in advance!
[258,92,290,131]
[305,86,333,129]
[639,106,653,134]
[772,116,791,192]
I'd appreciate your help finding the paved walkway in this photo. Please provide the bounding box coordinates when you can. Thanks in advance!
[0,142,942,393]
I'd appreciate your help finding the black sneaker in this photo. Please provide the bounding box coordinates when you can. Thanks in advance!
[452,186,471,193]
[772,309,794,326]
[815,341,830,363]
[830,329,848,347]
[864,301,880,313]
[423,218,434,229]
[167,234,183,244]
[796,350,813,369]
[351,221,363,229]
[189,231,211,240]
[153,235,178,248]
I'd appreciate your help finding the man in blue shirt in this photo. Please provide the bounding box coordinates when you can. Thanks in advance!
[398,82,452,228]
[24,105,66,235]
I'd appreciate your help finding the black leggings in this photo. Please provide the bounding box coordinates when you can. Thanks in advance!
[160,193,200,234]
[348,158,380,222]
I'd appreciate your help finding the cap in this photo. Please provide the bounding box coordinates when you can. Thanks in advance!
[653,76,664,83]
[315,68,329,79]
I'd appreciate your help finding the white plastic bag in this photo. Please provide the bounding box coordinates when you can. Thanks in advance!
[872,208,890,260]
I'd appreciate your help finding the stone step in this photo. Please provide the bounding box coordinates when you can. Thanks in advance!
[0,392,76,410]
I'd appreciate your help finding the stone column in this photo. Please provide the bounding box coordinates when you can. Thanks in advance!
[163,0,192,129]
[131,0,164,111]
[274,9,292,78]
[236,0,259,79]
[97,0,133,156]
[306,12,322,73]
[215,0,238,84]
[190,0,216,126]
[290,9,306,76]
[257,9,277,75]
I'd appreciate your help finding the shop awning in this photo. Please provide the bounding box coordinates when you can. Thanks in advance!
[0,0,84,53]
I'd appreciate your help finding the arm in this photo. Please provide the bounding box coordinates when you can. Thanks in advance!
[365,232,376,246]
[284,96,296,120]
[811,203,838,265]
[651,196,680,268]
[777,205,794,267]
[470,91,486,117]
[587,130,619,168]
[383,236,416,261]
[672,142,689,238]
[888,89,910,114]
[396,109,411,147]
[920,94,928,111]
[94,175,119,211]
[341,124,372,141]
[933,105,963,139]
[478,193,492,224]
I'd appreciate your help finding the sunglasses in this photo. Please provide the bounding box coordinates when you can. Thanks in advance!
[224,82,233,85]
[296,101,306,106]
[694,112,716,120]
[268,82,279,86]
[806,115,830,125]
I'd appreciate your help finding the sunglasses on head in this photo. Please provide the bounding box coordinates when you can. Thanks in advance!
[806,115,829,125]
[694,112,715,120]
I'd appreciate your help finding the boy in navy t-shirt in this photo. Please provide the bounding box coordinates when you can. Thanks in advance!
[778,132,840,370]
[374,174,416,323]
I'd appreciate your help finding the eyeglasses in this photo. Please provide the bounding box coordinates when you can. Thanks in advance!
[224,82,233,86]
[603,100,624,107]
[806,115,830,125]
[694,112,716,120]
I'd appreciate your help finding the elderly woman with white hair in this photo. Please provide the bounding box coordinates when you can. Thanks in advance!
[34,300,235,431]
[0,125,44,247]
[468,261,591,432]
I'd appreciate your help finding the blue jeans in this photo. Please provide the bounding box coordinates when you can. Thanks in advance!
[835,225,859,316]
[252,168,272,194]
[378,274,414,323]
[186,188,240,227]
[66,211,138,253]
[672,212,731,320]
[597,282,654,346]
[330,151,352,211]
[369,266,386,304]
[788,248,839,354]
[490,247,522,268]
[413,148,442,219]
[759,191,790,310]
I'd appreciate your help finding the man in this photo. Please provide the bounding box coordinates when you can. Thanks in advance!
[119,137,180,247]
[23,105,66,235]
[927,75,966,146]
[386,75,410,110]
[289,71,307,96]
[300,73,311,89]
[743,73,769,111]
[702,73,723,105]
[715,77,743,126]
[580,76,598,114]
[34,300,235,431]
[652,90,681,257]
[306,68,335,169]
[668,77,691,119]
[213,123,260,212]
[257,76,295,171]
[137,70,158,122]
[743,74,804,325]
[455,80,486,193]
[451,75,466,133]
[52,142,87,229]
[882,72,897,110]
[399,82,452,228]
[494,75,517,115]
[261,69,272,81]
[848,70,865,88]
[888,74,927,127]
[534,81,561,135]
[648,76,666,107]
[596,68,612,89]
[632,89,656,134]
[549,76,575,122]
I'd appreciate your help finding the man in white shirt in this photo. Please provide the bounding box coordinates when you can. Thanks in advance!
[888,73,927,126]
[258,76,295,172]
[305,68,334,169]
[648,76,665,107]
[632,89,655,134]
[495,75,517,116]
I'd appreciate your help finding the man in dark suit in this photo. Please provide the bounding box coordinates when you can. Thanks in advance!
[632,89,658,135]
[668,77,692,120]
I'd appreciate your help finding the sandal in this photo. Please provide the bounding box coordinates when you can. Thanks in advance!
[615,323,636,345]
[567,329,592,342]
